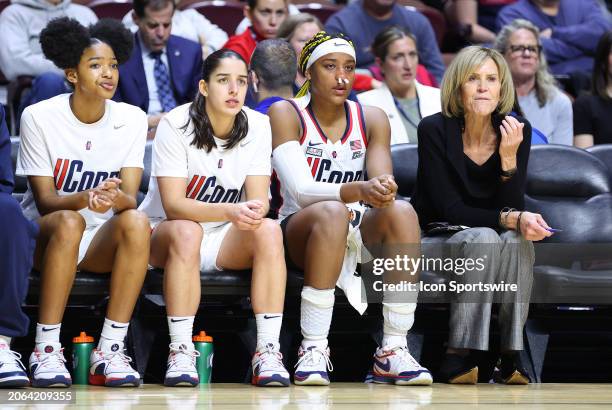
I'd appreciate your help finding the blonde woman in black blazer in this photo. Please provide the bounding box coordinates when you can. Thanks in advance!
[411,46,553,385]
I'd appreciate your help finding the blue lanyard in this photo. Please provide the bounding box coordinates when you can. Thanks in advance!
[393,96,421,130]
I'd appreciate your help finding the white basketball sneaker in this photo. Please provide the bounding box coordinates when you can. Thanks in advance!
[370,345,433,385]
[29,343,72,387]
[89,343,140,387]
[0,342,29,387]
[293,344,333,386]
[251,343,290,387]
[164,343,200,387]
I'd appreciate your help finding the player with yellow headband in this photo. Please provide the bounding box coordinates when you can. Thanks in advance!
[268,32,431,386]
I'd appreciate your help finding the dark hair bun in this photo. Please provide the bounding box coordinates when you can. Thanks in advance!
[89,19,134,65]
[40,17,90,69]
[40,17,134,69]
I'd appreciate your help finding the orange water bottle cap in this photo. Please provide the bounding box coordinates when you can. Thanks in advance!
[73,331,94,343]
[193,331,213,342]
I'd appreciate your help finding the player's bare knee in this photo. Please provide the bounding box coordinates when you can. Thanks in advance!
[253,219,283,250]
[168,221,203,256]
[312,201,349,240]
[51,210,85,243]
[116,209,150,240]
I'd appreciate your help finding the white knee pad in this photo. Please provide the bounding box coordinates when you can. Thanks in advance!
[300,286,335,341]
[383,303,416,335]
[301,286,335,308]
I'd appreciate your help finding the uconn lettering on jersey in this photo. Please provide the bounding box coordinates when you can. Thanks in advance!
[305,157,364,183]
[54,159,119,193]
[186,175,240,203]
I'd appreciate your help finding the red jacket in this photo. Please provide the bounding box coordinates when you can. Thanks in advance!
[222,27,263,64]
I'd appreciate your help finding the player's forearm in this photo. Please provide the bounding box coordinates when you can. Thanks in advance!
[163,197,234,223]
[36,191,89,215]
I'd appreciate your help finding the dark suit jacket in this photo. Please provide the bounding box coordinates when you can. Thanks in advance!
[114,34,203,113]
[410,112,532,230]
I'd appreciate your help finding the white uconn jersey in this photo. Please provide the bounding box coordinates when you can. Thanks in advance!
[16,94,147,226]
[272,98,368,219]
[139,103,272,231]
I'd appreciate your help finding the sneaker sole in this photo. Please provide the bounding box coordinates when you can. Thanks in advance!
[448,366,478,384]
[0,376,30,388]
[164,374,199,387]
[31,375,71,388]
[371,371,433,386]
[252,374,290,387]
[89,374,141,387]
[501,370,529,385]
[294,374,330,386]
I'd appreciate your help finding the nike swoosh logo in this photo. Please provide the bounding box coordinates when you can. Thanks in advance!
[170,318,188,323]
[374,357,391,372]
[42,327,59,332]
[111,324,128,328]
[240,139,252,147]
[308,142,323,147]
[263,315,281,319]
[114,124,125,129]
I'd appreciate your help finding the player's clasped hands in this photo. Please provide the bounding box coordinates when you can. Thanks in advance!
[88,177,122,213]
[362,174,397,208]
[229,200,265,230]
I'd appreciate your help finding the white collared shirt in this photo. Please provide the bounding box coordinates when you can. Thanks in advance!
[139,33,170,115]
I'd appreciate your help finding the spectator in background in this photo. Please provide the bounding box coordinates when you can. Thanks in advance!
[277,13,322,94]
[249,39,297,114]
[496,0,611,77]
[0,0,97,112]
[277,13,381,93]
[114,0,202,134]
[444,0,517,44]
[358,26,441,145]
[495,19,572,145]
[0,104,38,388]
[325,0,445,85]
[222,0,289,64]
[574,31,612,148]
[122,0,228,59]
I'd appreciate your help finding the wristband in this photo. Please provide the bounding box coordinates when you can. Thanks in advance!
[501,167,517,178]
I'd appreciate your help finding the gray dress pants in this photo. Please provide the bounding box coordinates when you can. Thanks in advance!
[423,228,535,351]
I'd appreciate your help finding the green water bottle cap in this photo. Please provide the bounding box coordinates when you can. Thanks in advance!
[73,331,94,343]
[193,331,212,342]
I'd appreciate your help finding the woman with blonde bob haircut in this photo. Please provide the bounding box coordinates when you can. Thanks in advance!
[411,46,554,385]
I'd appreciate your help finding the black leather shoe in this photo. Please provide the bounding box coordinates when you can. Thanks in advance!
[438,353,478,384]
[494,352,530,385]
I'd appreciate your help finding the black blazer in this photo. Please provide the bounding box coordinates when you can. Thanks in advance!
[410,112,532,229]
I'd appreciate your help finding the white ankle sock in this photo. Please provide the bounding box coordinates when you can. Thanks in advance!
[98,318,129,352]
[167,316,195,350]
[35,322,61,348]
[255,313,283,350]
[0,335,10,349]
[300,286,334,348]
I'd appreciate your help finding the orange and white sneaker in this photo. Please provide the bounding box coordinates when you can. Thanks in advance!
[370,345,433,385]
[89,343,140,387]
[251,343,290,387]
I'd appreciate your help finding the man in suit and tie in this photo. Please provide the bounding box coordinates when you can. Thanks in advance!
[115,0,202,133]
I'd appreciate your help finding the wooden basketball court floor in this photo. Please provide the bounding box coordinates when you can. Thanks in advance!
[6,384,612,409]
